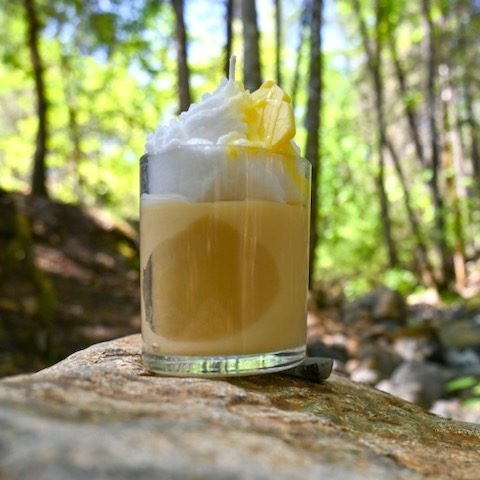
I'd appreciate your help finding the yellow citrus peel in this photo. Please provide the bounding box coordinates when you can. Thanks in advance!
[246,80,296,155]
[244,80,308,197]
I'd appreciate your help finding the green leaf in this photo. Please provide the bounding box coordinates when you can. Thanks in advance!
[462,397,480,408]
[446,376,478,392]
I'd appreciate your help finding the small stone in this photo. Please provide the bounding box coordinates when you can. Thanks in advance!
[393,335,439,362]
[376,360,453,409]
[371,287,407,323]
[282,357,333,382]
[307,341,348,363]
[350,366,380,385]
[431,398,480,424]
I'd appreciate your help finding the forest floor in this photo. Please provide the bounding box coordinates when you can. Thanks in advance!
[0,189,141,376]
[1,189,479,424]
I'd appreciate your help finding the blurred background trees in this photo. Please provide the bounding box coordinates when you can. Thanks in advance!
[1,0,480,299]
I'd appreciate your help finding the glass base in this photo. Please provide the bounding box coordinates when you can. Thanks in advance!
[142,346,306,377]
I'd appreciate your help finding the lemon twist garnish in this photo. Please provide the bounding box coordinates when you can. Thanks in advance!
[246,81,296,155]
[226,57,308,200]
[246,80,308,198]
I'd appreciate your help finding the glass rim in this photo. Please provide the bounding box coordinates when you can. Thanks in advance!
[140,144,309,165]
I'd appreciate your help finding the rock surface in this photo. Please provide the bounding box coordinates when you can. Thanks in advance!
[1,335,480,480]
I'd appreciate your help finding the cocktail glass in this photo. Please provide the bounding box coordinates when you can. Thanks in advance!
[140,144,311,376]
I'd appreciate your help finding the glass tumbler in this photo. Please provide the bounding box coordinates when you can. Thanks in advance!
[140,144,311,376]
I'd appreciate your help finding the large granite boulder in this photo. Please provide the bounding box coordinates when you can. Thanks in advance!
[1,335,479,480]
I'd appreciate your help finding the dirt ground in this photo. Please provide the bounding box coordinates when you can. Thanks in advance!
[0,190,140,377]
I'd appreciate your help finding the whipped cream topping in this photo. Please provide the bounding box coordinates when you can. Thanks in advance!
[142,57,307,204]
[145,58,253,154]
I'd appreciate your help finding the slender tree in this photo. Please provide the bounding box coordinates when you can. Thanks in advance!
[387,31,427,170]
[437,6,468,288]
[386,2,460,289]
[58,48,85,204]
[24,0,49,197]
[304,0,323,287]
[464,77,480,192]
[440,83,467,288]
[421,0,453,288]
[373,0,398,268]
[290,0,309,108]
[353,0,398,268]
[456,1,480,193]
[224,0,234,78]
[274,0,282,86]
[172,0,191,113]
[241,0,262,91]
[385,138,436,285]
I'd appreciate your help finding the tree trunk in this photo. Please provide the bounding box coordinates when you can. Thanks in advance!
[440,70,467,289]
[374,0,398,268]
[274,0,282,86]
[375,155,398,268]
[171,0,191,113]
[304,0,323,288]
[387,33,427,170]
[224,0,234,78]
[421,0,452,289]
[354,0,399,268]
[455,0,480,194]
[23,0,49,198]
[463,75,480,192]
[290,0,309,108]
[241,0,262,91]
[385,138,436,285]
[386,27,437,279]
[60,53,84,204]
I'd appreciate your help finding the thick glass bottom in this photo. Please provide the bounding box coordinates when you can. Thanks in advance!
[142,346,306,377]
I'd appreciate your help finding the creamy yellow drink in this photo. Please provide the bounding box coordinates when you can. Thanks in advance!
[141,57,311,375]
[142,198,309,356]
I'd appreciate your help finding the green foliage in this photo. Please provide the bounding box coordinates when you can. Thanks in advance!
[1,0,479,297]
[462,397,480,408]
[446,375,480,408]
[446,376,478,392]
[0,0,180,219]
[384,268,418,295]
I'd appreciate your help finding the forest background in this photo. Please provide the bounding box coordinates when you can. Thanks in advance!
[1,0,480,301]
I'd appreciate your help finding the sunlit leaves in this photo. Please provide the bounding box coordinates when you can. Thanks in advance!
[1,0,479,296]
[0,0,179,219]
